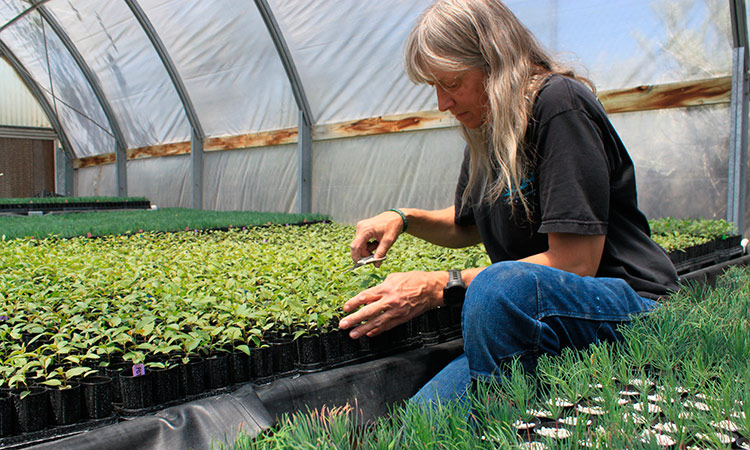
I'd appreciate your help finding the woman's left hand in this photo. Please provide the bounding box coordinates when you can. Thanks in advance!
[338,271,447,339]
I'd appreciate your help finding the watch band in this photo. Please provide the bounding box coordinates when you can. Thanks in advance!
[448,269,462,284]
[443,269,466,306]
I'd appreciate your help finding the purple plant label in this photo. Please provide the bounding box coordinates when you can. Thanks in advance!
[132,364,146,377]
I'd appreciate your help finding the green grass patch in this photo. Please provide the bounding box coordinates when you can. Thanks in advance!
[0,208,329,240]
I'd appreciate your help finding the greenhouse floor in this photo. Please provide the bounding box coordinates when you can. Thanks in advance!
[24,340,464,450]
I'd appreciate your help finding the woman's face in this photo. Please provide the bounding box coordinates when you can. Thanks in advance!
[430,68,488,129]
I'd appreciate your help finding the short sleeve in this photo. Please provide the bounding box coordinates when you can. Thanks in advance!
[534,109,610,235]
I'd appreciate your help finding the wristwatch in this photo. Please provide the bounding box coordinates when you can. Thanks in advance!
[443,270,466,306]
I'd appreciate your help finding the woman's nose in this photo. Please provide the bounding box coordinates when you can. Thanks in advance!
[436,86,455,112]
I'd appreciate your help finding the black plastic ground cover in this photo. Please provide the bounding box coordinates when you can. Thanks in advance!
[23,340,464,450]
[0,200,151,215]
[679,253,750,287]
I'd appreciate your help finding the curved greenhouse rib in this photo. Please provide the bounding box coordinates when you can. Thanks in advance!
[0,39,74,162]
[253,0,313,126]
[255,0,313,213]
[124,0,205,208]
[37,6,129,197]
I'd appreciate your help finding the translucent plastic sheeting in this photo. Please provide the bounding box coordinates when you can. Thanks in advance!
[44,0,190,149]
[311,128,466,224]
[203,145,298,213]
[609,105,745,232]
[126,0,299,137]
[0,0,737,158]
[78,145,300,212]
[0,4,115,157]
[75,164,117,198]
[273,0,436,125]
[509,0,732,90]
[126,156,192,208]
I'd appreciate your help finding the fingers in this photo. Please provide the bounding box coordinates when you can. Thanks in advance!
[349,212,403,263]
[339,287,395,338]
[342,290,377,314]
[339,301,399,339]
[350,229,375,262]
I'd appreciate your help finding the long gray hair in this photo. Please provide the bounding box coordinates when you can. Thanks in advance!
[405,0,592,217]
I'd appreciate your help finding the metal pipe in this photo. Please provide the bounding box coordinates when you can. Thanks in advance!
[728,0,748,234]
[255,0,314,214]
[37,6,130,197]
[124,0,205,208]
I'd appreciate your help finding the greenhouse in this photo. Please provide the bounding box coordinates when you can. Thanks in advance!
[1,0,750,449]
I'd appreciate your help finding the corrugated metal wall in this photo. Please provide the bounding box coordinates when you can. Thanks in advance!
[0,56,50,129]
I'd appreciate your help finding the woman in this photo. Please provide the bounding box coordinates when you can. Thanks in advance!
[338,0,678,404]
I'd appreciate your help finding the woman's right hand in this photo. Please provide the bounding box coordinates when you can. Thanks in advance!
[349,210,406,265]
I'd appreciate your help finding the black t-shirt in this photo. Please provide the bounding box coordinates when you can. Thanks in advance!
[455,75,678,299]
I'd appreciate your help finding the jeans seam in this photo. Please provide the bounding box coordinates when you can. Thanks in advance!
[532,270,542,354]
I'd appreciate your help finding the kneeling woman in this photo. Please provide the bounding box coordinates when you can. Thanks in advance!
[339,0,678,403]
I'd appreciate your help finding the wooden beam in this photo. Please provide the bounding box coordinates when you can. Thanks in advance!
[74,76,732,169]
[599,76,731,114]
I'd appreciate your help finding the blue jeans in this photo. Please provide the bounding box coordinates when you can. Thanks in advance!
[412,261,657,405]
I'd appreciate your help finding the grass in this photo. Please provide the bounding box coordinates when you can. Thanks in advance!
[0,208,329,239]
[221,266,750,449]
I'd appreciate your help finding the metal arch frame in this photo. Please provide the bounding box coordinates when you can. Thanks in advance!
[255,0,314,214]
[124,0,206,209]
[729,0,749,235]
[37,6,129,197]
[0,41,75,161]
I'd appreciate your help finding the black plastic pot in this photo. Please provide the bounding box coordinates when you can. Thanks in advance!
[47,382,82,426]
[81,376,113,419]
[206,354,230,389]
[271,338,297,374]
[12,386,49,433]
[357,335,372,354]
[251,346,273,381]
[104,361,131,403]
[180,356,206,396]
[151,364,180,405]
[339,328,359,356]
[119,370,153,409]
[417,309,440,345]
[228,350,250,384]
[0,392,13,437]
[321,330,342,363]
[296,334,323,371]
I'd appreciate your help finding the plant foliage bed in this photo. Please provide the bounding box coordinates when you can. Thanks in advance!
[0,207,328,240]
[0,223,489,442]
[226,266,750,450]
